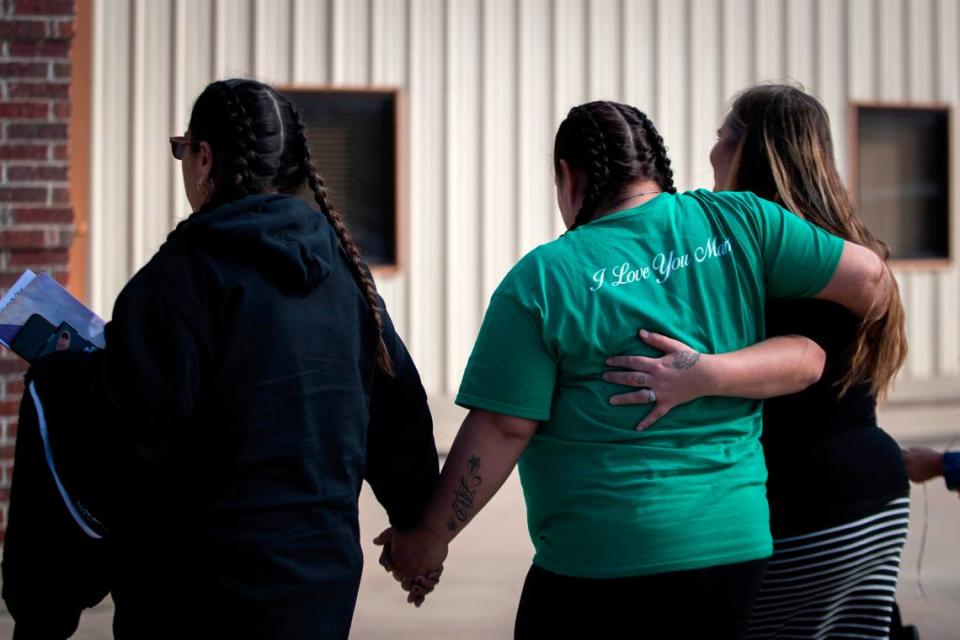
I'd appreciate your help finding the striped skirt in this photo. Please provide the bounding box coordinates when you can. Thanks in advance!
[746,496,910,640]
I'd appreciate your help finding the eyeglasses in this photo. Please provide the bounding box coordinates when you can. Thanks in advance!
[169,136,195,160]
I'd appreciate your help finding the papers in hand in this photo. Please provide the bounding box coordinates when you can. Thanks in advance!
[0,269,105,351]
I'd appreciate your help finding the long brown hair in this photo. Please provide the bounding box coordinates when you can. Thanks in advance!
[724,83,906,399]
[188,79,393,376]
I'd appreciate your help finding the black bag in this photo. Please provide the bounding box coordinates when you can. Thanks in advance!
[1,378,111,639]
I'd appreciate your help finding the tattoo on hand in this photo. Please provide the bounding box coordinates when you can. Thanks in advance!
[671,350,701,370]
[450,455,482,525]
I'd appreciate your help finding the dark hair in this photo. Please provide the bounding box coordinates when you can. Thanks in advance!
[188,79,393,376]
[725,83,906,398]
[553,101,677,229]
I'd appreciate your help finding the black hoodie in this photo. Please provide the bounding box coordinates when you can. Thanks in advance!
[3,194,438,639]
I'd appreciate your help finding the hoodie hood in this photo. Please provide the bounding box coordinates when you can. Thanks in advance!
[174,194,337,293]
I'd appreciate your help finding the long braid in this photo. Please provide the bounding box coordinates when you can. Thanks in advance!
[572,107,612,229]
[190,80,395,376]
[290,108,394,377]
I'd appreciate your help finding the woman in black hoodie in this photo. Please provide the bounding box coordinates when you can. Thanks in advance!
[2,79,439,639]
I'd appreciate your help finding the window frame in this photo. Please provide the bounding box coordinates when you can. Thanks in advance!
[278,85,408,276]
[847,101,954,270]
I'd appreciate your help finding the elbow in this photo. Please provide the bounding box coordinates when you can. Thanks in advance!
[791,338,826,391]
[799,348,826,389]
[873,252,886,283]
[471,409,537,443]
[839,244,888,319]
[859,250,888,316]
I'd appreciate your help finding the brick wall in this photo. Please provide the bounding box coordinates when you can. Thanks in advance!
[0,0,75,542]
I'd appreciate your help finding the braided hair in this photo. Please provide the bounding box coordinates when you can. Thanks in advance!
[189,80,284,203]
[188,79,394,376]
[622,104,677,196]
[286,102,395,376]
[554,101,677,229]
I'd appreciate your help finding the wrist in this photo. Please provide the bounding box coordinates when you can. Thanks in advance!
[696,353,725,397]
[420,519,454,547]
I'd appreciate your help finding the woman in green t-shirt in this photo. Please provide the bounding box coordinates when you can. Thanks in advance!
[374,100,896,639]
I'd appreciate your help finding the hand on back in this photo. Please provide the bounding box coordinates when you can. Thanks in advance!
[604,329,707,431]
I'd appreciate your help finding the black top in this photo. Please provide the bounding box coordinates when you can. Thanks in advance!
[762,298,908,537]
[21,194,439,639]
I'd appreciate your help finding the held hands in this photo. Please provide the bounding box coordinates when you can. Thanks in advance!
[373,525,448,607]
[604,329,708,431]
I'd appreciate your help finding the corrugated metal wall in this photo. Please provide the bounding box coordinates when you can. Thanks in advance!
[89,0,960,397]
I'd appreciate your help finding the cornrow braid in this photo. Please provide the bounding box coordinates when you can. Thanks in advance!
[289,107,395,377]
[611,103,654,169]
[208,81,269,202]
[634,109,677,194]
[572,107,612,229]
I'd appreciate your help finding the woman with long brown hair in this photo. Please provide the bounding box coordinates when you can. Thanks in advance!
[606,84,910,639]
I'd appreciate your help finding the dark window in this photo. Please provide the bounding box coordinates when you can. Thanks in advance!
[854,105,951,261]
[287,89,399,266]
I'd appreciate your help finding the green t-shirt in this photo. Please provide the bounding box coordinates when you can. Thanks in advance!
[456,189,845,578]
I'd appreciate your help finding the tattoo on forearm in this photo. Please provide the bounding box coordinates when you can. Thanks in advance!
[451,477,477,520]
[671,350,701,370]
[447,454,483,532]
